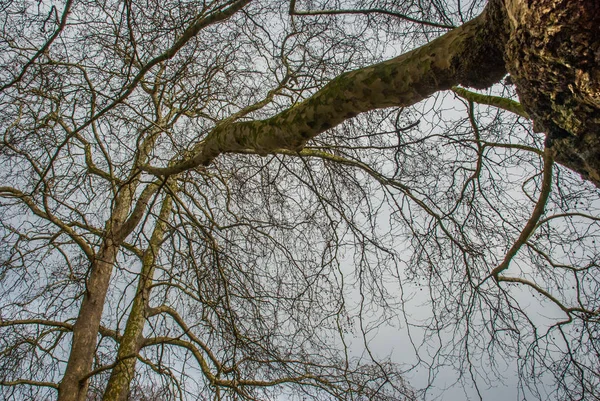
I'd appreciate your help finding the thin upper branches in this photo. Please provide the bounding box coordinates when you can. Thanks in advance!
[288,0,455,29]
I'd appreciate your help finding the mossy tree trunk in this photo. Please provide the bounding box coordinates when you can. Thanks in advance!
[57,161,161,401]
[501,0,600,185]
[102,189,174,401]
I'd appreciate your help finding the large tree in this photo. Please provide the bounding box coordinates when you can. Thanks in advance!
[0,0,598,400]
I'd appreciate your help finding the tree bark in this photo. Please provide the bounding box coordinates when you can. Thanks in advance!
[143,6,507,176]
[501,0,600,185]
[145,0,600,187]
[102,191,174,401]
[57,183,158,401]
[57,241,120,401]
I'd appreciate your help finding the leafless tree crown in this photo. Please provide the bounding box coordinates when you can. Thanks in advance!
[0,0,598,400]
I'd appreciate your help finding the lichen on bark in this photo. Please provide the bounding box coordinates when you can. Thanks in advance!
[501,0,600,185]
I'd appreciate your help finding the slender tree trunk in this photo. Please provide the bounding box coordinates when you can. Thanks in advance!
[57,182,154,401]
[102,191,174,401]
[57,240,121,401]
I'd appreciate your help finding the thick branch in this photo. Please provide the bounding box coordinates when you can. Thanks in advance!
[144,7,506,176]
[115,181,161,242]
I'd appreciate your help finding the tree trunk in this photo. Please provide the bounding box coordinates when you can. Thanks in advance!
[500,0,600,185]
[102,192,174,401]
[57,182,156,401]
[57,239,121,401]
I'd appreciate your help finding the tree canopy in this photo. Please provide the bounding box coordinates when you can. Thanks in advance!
[0,0,598,400]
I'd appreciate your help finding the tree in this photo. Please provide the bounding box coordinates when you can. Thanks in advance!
[0,0,598,400]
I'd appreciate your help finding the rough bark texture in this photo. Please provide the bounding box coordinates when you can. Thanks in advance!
[502,0,600,185]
